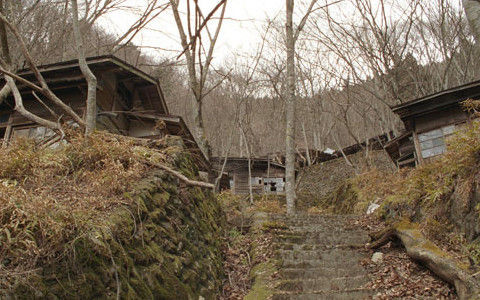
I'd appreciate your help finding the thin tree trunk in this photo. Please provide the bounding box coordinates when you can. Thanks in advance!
[285,0,296,215]
[0,0,11,105]
[302,122,312,166]
[247,156,253,204]
[240,126,254,204]
[6,76,62,134]
[0,12,86,128]
[463,0,480,44]
[71,0,97,135]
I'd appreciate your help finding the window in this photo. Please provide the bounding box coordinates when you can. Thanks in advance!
[264,178,285,193]
[250,177,262,185]
[419,125,455,159]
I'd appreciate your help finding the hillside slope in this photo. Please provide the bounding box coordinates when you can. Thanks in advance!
[0,133,225,298]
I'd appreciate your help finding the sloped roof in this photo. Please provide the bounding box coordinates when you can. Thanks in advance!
[392,79,480,120]
[11,55,169,115]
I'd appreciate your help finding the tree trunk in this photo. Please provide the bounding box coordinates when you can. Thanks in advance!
[302,122,312,166]
[0,0,11,105]
[241,126,254,204]
[463,0,480,44]
[285,0,297,215]
[6,76,62,134]
[71,0,97,135]
[193,99,210,159]
[369,221,480,300]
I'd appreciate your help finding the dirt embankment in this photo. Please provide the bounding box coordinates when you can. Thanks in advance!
[0,133,226,298]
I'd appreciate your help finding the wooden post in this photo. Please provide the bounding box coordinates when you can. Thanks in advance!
[266,154,271,195]
[2,113,12,148]
[412,130,425,165]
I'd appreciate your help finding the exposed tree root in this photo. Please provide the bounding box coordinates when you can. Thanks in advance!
[367,221,480,300]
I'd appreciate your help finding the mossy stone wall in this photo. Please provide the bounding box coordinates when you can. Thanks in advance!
[11,161,225,299]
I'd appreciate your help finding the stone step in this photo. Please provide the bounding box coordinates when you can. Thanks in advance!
[274,228,366,235]
[276,276,369,293]
[280,266,366,279]
[277,249,366,261]
[286,223,363,233]
[274,242,364,251]
[281,256,364,269]
[272,289,375,300]
[275,234,369,246]
[267,213,358,221]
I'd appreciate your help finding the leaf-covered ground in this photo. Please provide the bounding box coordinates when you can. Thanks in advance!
[351,215,457,299]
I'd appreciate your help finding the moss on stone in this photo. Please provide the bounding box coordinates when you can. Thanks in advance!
[7,148,226,299]
[244,261,277,300]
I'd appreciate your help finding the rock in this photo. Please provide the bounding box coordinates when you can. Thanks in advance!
[372,252,384,264]
[367,203,380,215]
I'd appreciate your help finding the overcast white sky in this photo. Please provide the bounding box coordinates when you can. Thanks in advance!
[101,0,289,63]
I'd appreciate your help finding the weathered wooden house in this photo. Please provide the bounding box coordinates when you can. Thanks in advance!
[211,157,286,195]
[0,55,209,171]
[385,80,478,168]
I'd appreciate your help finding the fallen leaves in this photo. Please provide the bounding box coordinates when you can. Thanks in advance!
[353,215,457,299]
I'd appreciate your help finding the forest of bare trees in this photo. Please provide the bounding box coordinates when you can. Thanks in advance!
[1,0,480,209]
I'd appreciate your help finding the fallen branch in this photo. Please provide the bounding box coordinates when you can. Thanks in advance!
[143,160,214,189]
[367,221,480,299]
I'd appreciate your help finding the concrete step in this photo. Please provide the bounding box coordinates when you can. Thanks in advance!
[275,234,368,245]
[260,213,374,300]
[277,248,365,259]
[276,276,369,293]
[277,249,365,261]
[280,266,366,279]
[281,256,364,269]
[286,226,361,232]
[274,242,364,251]
[271,289,375,300]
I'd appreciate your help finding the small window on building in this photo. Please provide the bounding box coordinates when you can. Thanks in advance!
[250,177,262,185]
[419,125,455,159]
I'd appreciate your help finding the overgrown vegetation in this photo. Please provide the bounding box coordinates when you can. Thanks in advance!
[354,120,480,270]
[0,132,225,298]
[218,192,280,300]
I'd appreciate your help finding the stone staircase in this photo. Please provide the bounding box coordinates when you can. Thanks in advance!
[267,214,376,300]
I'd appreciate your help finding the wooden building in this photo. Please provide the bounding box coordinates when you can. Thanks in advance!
[211,157,286,195]
[385,80,478,168]
[0,55,209,171]
[268,133,391,168]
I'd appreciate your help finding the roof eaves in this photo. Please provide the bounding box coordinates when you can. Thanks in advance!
[391,79,480,112]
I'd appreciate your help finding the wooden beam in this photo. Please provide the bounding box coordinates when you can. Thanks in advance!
[412,129,425,165]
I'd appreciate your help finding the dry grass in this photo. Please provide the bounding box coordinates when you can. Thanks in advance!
[0,131,179,290]
[353,119,480,216]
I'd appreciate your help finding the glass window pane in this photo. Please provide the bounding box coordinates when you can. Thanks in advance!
[419,129,442,142]
[422,145,446,158]
[420,140,434,150]
[432,137,445,148]
[443,125,455,135]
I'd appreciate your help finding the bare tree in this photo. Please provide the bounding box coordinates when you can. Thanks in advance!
[463,0,480,43]
[168,0,228,159]
[285,0,319,215]
[71,0,97,135]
